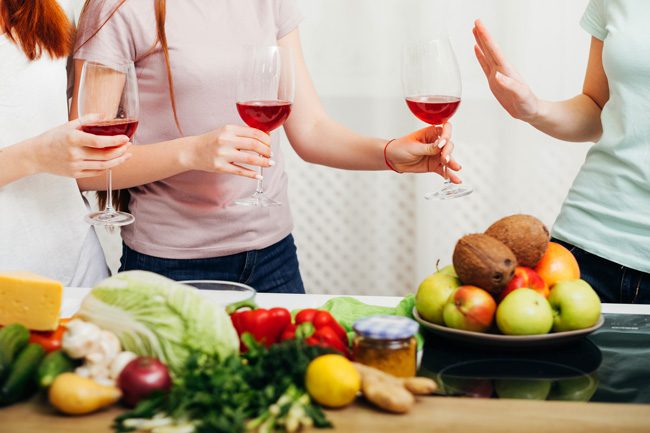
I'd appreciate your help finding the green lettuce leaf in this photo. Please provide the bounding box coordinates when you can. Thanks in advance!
[77,271,239,376]
[317,295,423,348]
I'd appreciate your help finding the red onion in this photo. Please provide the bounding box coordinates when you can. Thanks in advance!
[117,356,172,407]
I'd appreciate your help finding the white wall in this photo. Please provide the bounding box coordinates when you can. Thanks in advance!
[99,0,593,296]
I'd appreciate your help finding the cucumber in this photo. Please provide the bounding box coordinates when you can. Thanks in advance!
[37,350,75,388]
[0,343,45,406]
[0,324,30,383]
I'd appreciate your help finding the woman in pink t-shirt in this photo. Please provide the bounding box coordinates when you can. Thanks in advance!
[72,0,463,293]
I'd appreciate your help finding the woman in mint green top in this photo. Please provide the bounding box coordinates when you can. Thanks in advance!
[473,0,650,304]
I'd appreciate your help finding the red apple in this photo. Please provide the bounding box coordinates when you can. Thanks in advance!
[443,286,496,332]
[499,267,549,302]
[534,242,580,288]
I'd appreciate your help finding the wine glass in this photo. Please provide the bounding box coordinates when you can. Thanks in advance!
[78,61,139,226]
[402,38,473,200]
[235,46,294,207]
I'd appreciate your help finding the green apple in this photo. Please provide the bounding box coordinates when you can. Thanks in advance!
[438,264,458,278]
[495,379,552,400]
[496,288,553,335]
[548,279,601,332]
[416,270,461,325]
[548,374,599,402]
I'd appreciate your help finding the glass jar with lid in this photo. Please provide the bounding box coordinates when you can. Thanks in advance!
[352,315,419,377]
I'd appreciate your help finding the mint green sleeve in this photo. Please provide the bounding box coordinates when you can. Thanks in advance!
[580,0,607,40]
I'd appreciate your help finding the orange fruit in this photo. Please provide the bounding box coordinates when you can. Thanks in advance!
[534,242,580,288]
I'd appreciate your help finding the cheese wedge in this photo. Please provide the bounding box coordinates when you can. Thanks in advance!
[0,271,62,331]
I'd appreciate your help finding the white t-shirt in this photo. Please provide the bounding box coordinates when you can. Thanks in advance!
[0,0,108,286]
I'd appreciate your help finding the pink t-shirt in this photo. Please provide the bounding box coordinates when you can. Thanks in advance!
[75,0,302,259]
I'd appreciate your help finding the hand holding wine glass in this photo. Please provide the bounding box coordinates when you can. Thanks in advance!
[402,37,472,200]
[384,123,462,183]
[28,117,131,179]
[77,60,139,226]
[234,46,294,207]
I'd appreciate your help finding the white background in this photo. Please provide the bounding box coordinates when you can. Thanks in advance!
[97,0,593,296]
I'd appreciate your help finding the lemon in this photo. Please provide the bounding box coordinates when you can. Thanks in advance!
[305,354,361,408]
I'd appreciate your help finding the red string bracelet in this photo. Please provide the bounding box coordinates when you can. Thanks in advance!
[384,139,401,173]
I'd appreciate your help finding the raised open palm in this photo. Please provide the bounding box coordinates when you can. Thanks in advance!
[473,19,539,121]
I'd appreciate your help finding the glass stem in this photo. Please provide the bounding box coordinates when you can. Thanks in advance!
[256,167,264,195]
[105,168,115,212]
[435,124,450,186]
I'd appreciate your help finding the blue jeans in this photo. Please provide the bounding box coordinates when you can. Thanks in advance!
[119,234,305,294]
[552,238,650,304]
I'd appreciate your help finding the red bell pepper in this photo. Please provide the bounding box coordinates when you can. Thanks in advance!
[312,311,348,344]
[28,318,71,353]
[295,309,318,325]
[230,304,292,351]
[292,309,351,358]
[280,323,297,341]
[308,325,350,357]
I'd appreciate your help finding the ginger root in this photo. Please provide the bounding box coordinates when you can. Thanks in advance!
[353,363,437,414]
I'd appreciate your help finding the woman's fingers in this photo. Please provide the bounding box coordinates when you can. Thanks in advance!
[474,19,507,68]
[475,44,491,77]
[440,122,452,140]
[228,125,271,146]
[74,130,130,149]
[229,150,274,168]
[235,137,272,158]
[82,144,131,161]
[222,162,263,180]
[473,24,496,69]
[447,171,463,185]
[75,153,132,173]
[440,139,455,163]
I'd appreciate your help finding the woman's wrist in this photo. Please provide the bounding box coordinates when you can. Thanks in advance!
[176,135,201,170]
[14,138,42,177]
[383,139,401,173]
[525,97,548,128]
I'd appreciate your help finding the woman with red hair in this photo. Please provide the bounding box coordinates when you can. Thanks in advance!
[0,0,131,284]
[71,0,464,293]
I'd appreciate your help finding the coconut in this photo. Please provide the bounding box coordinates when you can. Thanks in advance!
[485,214,550,268]
[452,234,517,295]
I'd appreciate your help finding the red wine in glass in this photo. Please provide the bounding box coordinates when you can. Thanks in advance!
[234,45,294,208]
[81,118,139,139]
[78,60,139,226]
[236,100,292,134]
[402,38,472,200]
[405,95,460,126]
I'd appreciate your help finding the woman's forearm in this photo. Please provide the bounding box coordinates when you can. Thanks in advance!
[0,140,38,187]
[77,136,195,191]
[529,94,603,142]
[287,114,386,170]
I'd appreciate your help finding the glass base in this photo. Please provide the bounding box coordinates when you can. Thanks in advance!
[425,183,473,200]
[234,193,282,207]
[86,210,135,227]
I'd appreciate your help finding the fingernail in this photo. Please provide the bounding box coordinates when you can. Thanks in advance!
[445,155,451,163]
[270,151,274,158]
[438,139,447,149]
[256,174,264,180]
[268,159,276,166]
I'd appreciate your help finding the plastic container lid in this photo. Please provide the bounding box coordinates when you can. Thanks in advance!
[353,315,419,340]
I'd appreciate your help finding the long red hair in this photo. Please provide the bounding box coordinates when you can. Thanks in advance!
[76,0,180,211]
[0,0,73,60]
